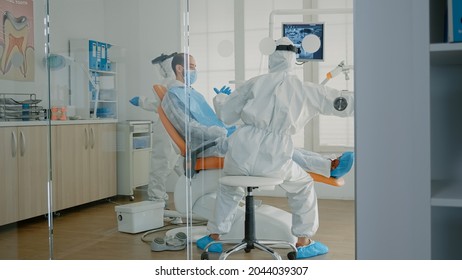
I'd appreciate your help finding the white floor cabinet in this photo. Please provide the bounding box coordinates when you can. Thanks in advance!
[116,121,153,200]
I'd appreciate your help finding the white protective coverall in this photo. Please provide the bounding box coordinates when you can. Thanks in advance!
[208,37,354,237]
[137,57,182,204]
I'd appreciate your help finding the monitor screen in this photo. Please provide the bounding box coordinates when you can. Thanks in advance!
[282,22,324,61]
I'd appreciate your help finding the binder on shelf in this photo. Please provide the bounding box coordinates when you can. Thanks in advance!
[448,0,462,42]
[89,40,98,70]
[106,43,112,71]
[96,41,102,70]
[99,42,107,71]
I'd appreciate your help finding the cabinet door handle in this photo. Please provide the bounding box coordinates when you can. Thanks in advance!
[90,127,95,149]
[11,131,17,158]
[19,130,25,156]
[84,127,89,150]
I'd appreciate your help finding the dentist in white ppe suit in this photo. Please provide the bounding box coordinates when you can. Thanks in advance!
[197,37,355,259]
[130,54,182,207]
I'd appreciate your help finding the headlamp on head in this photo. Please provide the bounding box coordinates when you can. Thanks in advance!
[275,45,300,54]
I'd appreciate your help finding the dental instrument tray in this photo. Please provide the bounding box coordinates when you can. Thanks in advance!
[0,93,44,121]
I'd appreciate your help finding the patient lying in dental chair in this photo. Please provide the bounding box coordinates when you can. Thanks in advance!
[161,53,352,179]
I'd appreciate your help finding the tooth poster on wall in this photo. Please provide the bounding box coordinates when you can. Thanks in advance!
[0,0,34,81]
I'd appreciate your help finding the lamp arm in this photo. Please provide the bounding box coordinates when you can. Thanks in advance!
[321,61,354,85]
[77,64,100,119]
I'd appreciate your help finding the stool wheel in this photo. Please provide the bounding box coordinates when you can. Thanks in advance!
[244,248,251,253]
[201,252,209,260]
[287,251,297,260]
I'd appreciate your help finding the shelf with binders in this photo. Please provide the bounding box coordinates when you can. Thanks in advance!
[429,3,462,208]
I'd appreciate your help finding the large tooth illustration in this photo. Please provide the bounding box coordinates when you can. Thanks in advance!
[1,11,29,77]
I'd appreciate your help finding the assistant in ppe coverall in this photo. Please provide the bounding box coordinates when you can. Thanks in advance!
[129,55,181,207]
[201,37,355,258]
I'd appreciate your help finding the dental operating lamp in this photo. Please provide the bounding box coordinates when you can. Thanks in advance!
[45,54,100,119]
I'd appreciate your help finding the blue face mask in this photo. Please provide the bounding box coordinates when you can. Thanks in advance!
[184,69,197,86]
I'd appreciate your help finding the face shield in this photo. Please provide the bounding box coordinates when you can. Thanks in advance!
[152,52,177,80]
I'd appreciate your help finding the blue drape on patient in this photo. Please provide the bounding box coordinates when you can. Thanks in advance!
[169,86,235,135]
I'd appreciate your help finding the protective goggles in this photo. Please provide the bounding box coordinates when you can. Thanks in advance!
[275,45,300,54]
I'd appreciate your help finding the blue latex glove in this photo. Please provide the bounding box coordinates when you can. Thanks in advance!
[213,85,231,95]
[129,96,140,106]
[227,125,236,137]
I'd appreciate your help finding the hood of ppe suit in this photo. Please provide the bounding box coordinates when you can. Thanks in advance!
[269,37,296,73]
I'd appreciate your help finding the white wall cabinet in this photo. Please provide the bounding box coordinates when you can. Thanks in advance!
[0,126,48,226]
[52,123,117,211]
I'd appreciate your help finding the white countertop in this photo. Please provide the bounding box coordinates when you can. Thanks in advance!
[0,119,118,127]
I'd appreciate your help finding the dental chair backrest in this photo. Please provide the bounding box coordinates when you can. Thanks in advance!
[153,84,344,187]
[154,84,224,173]
[154,84,186,154]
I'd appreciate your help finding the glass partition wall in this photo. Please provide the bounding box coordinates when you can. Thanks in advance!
[0,0,192,260]
[43,0,190,260]
[0,0,354,261]
[185,0,355,260]
[0,0,52,259]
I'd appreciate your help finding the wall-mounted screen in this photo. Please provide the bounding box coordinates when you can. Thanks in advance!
[282,22,324,61]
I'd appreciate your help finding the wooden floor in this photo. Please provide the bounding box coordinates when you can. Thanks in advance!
[0,192,355,260]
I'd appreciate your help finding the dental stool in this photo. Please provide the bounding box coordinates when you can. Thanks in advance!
[201,176,297,260]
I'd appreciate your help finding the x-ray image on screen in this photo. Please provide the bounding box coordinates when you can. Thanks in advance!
[282,22,324,61]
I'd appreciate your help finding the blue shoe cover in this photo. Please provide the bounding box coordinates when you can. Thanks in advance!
[196,235,222,253]
[331,152,355,178]
[296,241,329,259]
